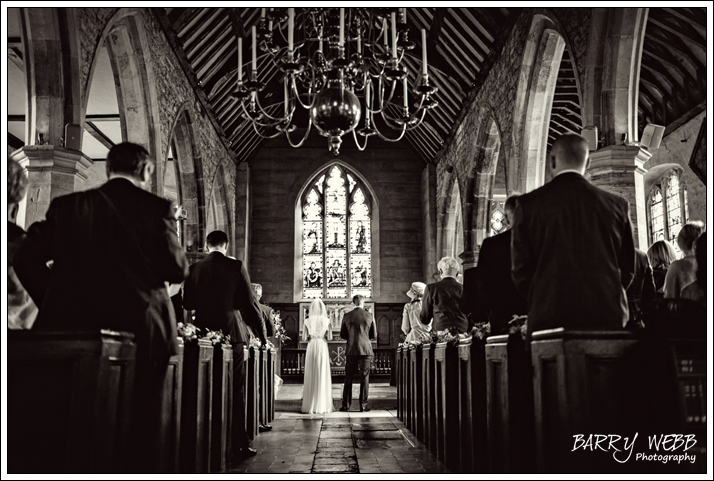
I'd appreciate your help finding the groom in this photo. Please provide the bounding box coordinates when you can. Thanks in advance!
[339,295,376,412]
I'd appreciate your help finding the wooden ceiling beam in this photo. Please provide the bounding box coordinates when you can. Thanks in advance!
[186,16,230,62]
[662,7,706,32]
[647,16,705,50]
[445,9,488,61]
[182,9,226,49]
[85,121,115,150]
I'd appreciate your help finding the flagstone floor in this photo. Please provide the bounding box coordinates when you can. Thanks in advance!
[228,410,448,474]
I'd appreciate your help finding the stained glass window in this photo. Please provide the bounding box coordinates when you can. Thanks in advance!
[666,172,682,246]
[683,184,689,223]
[650,188,665,243]
[302,165,372,299]
[490,201,507,236]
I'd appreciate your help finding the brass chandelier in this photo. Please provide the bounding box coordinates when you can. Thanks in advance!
[232,7,438,155]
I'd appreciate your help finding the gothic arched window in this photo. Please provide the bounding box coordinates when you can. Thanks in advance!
[489,199,507,236]
[648,169,689,253]
[301,165,372,300]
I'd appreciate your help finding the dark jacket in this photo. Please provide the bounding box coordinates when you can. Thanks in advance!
[511,172,636,335]
[256,302,275,339]
[182,251,263,344]
[471,230,527,335]
[14,178,189,360]
[626,248,657,324]
[340,306,375,356]
[420,277,470,333]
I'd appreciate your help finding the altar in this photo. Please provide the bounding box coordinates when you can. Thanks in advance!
[298,301,377,373]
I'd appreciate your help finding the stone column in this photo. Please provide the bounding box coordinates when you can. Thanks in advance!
[586,145,649,249]
[234,162,251,268]
[421,164,438,284]
[11,146,93,228]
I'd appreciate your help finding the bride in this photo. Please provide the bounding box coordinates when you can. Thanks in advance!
[301,298,334,414]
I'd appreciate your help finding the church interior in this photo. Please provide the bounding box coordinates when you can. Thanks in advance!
[4,6,709,476]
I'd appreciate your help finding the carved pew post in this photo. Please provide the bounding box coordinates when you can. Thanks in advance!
[259,346,268,428]
[409,344,424,441]
[421,343,437,454]
[179,338,214,473]
[268,347,277,423]
[434,342,460,471]
[8,330,136,474]
[457,337,474,473]
[156,338,184,473]
[210,344,233,473]
[396,346,403,421]
[246,345,260,440]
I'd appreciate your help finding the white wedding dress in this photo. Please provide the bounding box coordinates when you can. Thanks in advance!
[301,311,334,414]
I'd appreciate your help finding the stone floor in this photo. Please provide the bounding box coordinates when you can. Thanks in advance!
[275,382,397,411]
[228,410,448,474]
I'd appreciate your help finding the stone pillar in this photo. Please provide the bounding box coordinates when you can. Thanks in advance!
[586,145,649,249]
[234,162,251,268]
[11,146,93,228]
[422,164,438,284]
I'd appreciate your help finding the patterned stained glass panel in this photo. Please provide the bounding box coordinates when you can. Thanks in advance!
[325,250,347,299]
[650,188,664,243]
[347,174,356,193]
[302,188,324,298]
[350,189,371,255]
[683,184,689,223]
[325,167,348,299]
[490,201,506,236]
[666,173,682,247]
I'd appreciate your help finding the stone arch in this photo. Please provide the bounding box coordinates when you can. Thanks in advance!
[166,103,205,252]
[462,106,503,267]
[436,168,465,269]
[511,11,588,194]
[292,159,381,302]
[583,8,648,147]
[206,163,232,255]
[85,8,163,192]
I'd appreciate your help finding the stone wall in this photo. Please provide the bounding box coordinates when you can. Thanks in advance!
[643,111,707,224]
[248,134,424,305]
[76,8,236,235]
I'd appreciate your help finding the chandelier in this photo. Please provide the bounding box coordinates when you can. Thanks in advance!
[232,8,438,155]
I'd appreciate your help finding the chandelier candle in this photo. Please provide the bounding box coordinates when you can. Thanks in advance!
[251,26,257,71]
[237,37,242,82]
[339,8,345,49]
[391,12,398,60]
[422,29,427,75]
[288,8,294,54]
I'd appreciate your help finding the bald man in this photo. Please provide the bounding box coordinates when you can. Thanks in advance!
[510,133,636,336]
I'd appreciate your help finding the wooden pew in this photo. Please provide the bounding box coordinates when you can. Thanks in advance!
[404,346,413,431]
[434,342,460,471]
[8,330,136,474]
[155,337,184,473]
[268,347,277,424]
[210,344,233,473]
[409,344,424,442]
[456,337,474,473]
[485,334,535,473]
[396,345,403,422]
[259,346,268,428]
[246,345,260,440]
[421,343,437,454]
[179,339,214,473]
[531,329,648,473]
[469,337,488,473]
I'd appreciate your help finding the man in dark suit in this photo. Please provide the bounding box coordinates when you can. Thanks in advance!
[340,295,376,412]
[466,195,527,335]
[421,256,470,333]
[626,248,657,328]
[511,133,636,335]
[14,142,190,472]
[182,230,264,461]
[250,282,274,432]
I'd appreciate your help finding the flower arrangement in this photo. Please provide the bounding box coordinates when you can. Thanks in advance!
[177,322,200,343]
[508,315,528,340]
[249,336,263,350]
[270,308,291,348]
[265,340,275,350]
[470,321,491,341]
[203,329,231,347]
[431,327,460,346]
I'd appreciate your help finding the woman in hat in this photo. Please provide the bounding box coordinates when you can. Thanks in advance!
[401,282,431,343]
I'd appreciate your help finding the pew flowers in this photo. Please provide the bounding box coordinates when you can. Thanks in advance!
[269,308,291,348]
[203,329,231,346]
[177,322,200,342]
[508,315,528,340]
[431,328,460,346]
[249,336,264,350]
[470,322,491,341]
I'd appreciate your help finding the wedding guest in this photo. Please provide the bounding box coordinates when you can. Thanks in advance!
[14,142,190,473]
[625,248,657,328]
[468,195,527,335]
[680,232,706,305]
[646,240,678,297]
[664,221,705,299]
[251,282,274,432]
[511,134,636,334]
[401,282,431,343]
[421,257,470,333]
[183,230,264,462]
[7,158,38,330]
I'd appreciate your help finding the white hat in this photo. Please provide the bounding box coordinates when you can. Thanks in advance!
[407,282,426,298]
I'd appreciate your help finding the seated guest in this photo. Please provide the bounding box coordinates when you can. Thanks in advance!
[511,134,636,335]
[646,240,677,297]
[7,158,38,330]
[469,195,527,335]
[625,248,657,328]
[401,282,431,343]
[420,257,470,333]
[681,232,706,305]
[14,142,190,473]
[664,221,705,298]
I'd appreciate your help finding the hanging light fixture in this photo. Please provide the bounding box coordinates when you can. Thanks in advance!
[232,7,438,155]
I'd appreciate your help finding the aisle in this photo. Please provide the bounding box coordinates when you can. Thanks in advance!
[228,410,448,474]
[275,382,397,412]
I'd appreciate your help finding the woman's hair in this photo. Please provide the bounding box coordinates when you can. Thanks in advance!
[647,240,677,269]
[677,221,706,253]
[694,232,706,288]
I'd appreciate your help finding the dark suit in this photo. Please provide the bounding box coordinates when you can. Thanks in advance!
[626,248,657,326]
[471,230,527,335]
[340,306,375,410]
[420,277,470,333]
[182,251,263,452]
[511,172,636,335]
[14,177,189,472]
[255,302,275,340]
